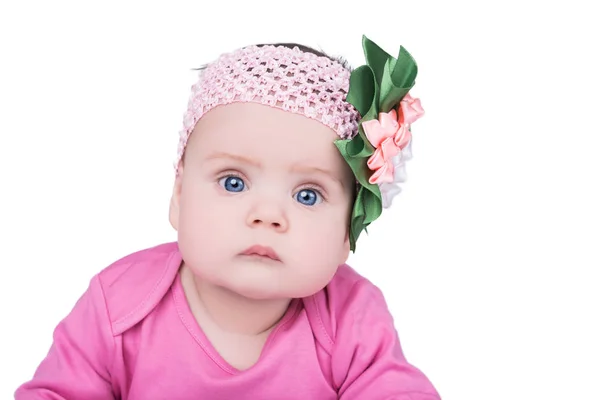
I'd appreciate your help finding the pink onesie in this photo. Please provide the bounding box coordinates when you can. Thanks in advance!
[15,242,440,399]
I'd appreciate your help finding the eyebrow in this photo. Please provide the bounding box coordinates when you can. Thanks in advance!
[290,165,344,188]
[205,152,344,187]
[204,152,262,167]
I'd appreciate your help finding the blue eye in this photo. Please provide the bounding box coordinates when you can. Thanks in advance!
[219,175,246,192]
[295,189,322,206]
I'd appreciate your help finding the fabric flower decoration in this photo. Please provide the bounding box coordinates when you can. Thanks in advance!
[334,35,423,251]
[362,93,424,207]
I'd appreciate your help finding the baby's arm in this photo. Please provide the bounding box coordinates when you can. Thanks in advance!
[15,275,117,399]
[331,281,440,400]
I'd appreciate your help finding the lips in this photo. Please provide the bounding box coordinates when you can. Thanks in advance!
[241,245,281,261]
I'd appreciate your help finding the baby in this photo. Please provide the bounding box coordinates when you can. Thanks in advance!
[15,36,440,399]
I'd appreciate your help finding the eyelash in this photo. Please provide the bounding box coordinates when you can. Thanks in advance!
[215,171,328,202]
[216,171,246,183]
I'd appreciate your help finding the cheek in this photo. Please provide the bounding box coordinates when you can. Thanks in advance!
[176,183,239,276]
[285,208,349,296]
[305,213,346,250]
[179,184,215,233]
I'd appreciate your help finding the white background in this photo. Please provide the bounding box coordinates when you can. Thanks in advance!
[1,1,598,399]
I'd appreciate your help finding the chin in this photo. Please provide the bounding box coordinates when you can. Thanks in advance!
[235,277,331,300]
[224,277,287,300]
[214,274,311,300]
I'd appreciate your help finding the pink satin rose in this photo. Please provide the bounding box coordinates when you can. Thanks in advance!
[399,93,425,125]
[362,93,424,186]
[363,109,401,184]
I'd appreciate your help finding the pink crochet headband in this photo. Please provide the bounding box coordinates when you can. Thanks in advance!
[174,44,361,171]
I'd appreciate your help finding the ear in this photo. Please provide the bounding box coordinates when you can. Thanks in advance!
[168,164,184,231]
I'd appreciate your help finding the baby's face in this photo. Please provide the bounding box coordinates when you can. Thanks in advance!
[170,102,355,300]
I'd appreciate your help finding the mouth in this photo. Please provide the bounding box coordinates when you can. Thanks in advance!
[240,245,281,262]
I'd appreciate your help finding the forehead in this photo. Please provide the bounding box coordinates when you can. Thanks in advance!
[188,102,347,170]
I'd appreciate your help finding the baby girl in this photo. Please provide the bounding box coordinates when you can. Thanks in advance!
[15,36,440,399]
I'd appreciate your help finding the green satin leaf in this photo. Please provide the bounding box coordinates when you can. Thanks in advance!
[362,188,382,224]
[354,84,380,155]
[379,47,418,112]
[335,133,382,252]
[335,127,379,194]
[345,65,375,117]
[345,63,380,137]
[361,35,392,87]
[345,131,373,158]
[350,188,368,252]
[348,185,382,251]
[361,95,379,125]
[335,136,371,189]
[391,46,418,89]
[335,137,369,166]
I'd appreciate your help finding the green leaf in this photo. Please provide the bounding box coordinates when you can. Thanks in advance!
[362,187,382,224]
[391,46,418,89]
[345,65,375,117]
[348,185,382,252]
[335,133,382,252]
[350,190,366,251]
[379,46,418,112]
[362,35,392,86]
[334,136,371,189]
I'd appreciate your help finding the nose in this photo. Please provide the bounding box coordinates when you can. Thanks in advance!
[246,202,289,232]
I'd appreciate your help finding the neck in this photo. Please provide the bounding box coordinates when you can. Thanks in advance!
[180,263,291,336]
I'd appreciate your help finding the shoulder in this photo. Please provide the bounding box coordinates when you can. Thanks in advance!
[305,266,441,398]
[96,241,183,335]
[303,264,391,352]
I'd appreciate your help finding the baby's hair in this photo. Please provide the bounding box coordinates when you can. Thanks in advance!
[256,43,353,71]
[192,43,352,72]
